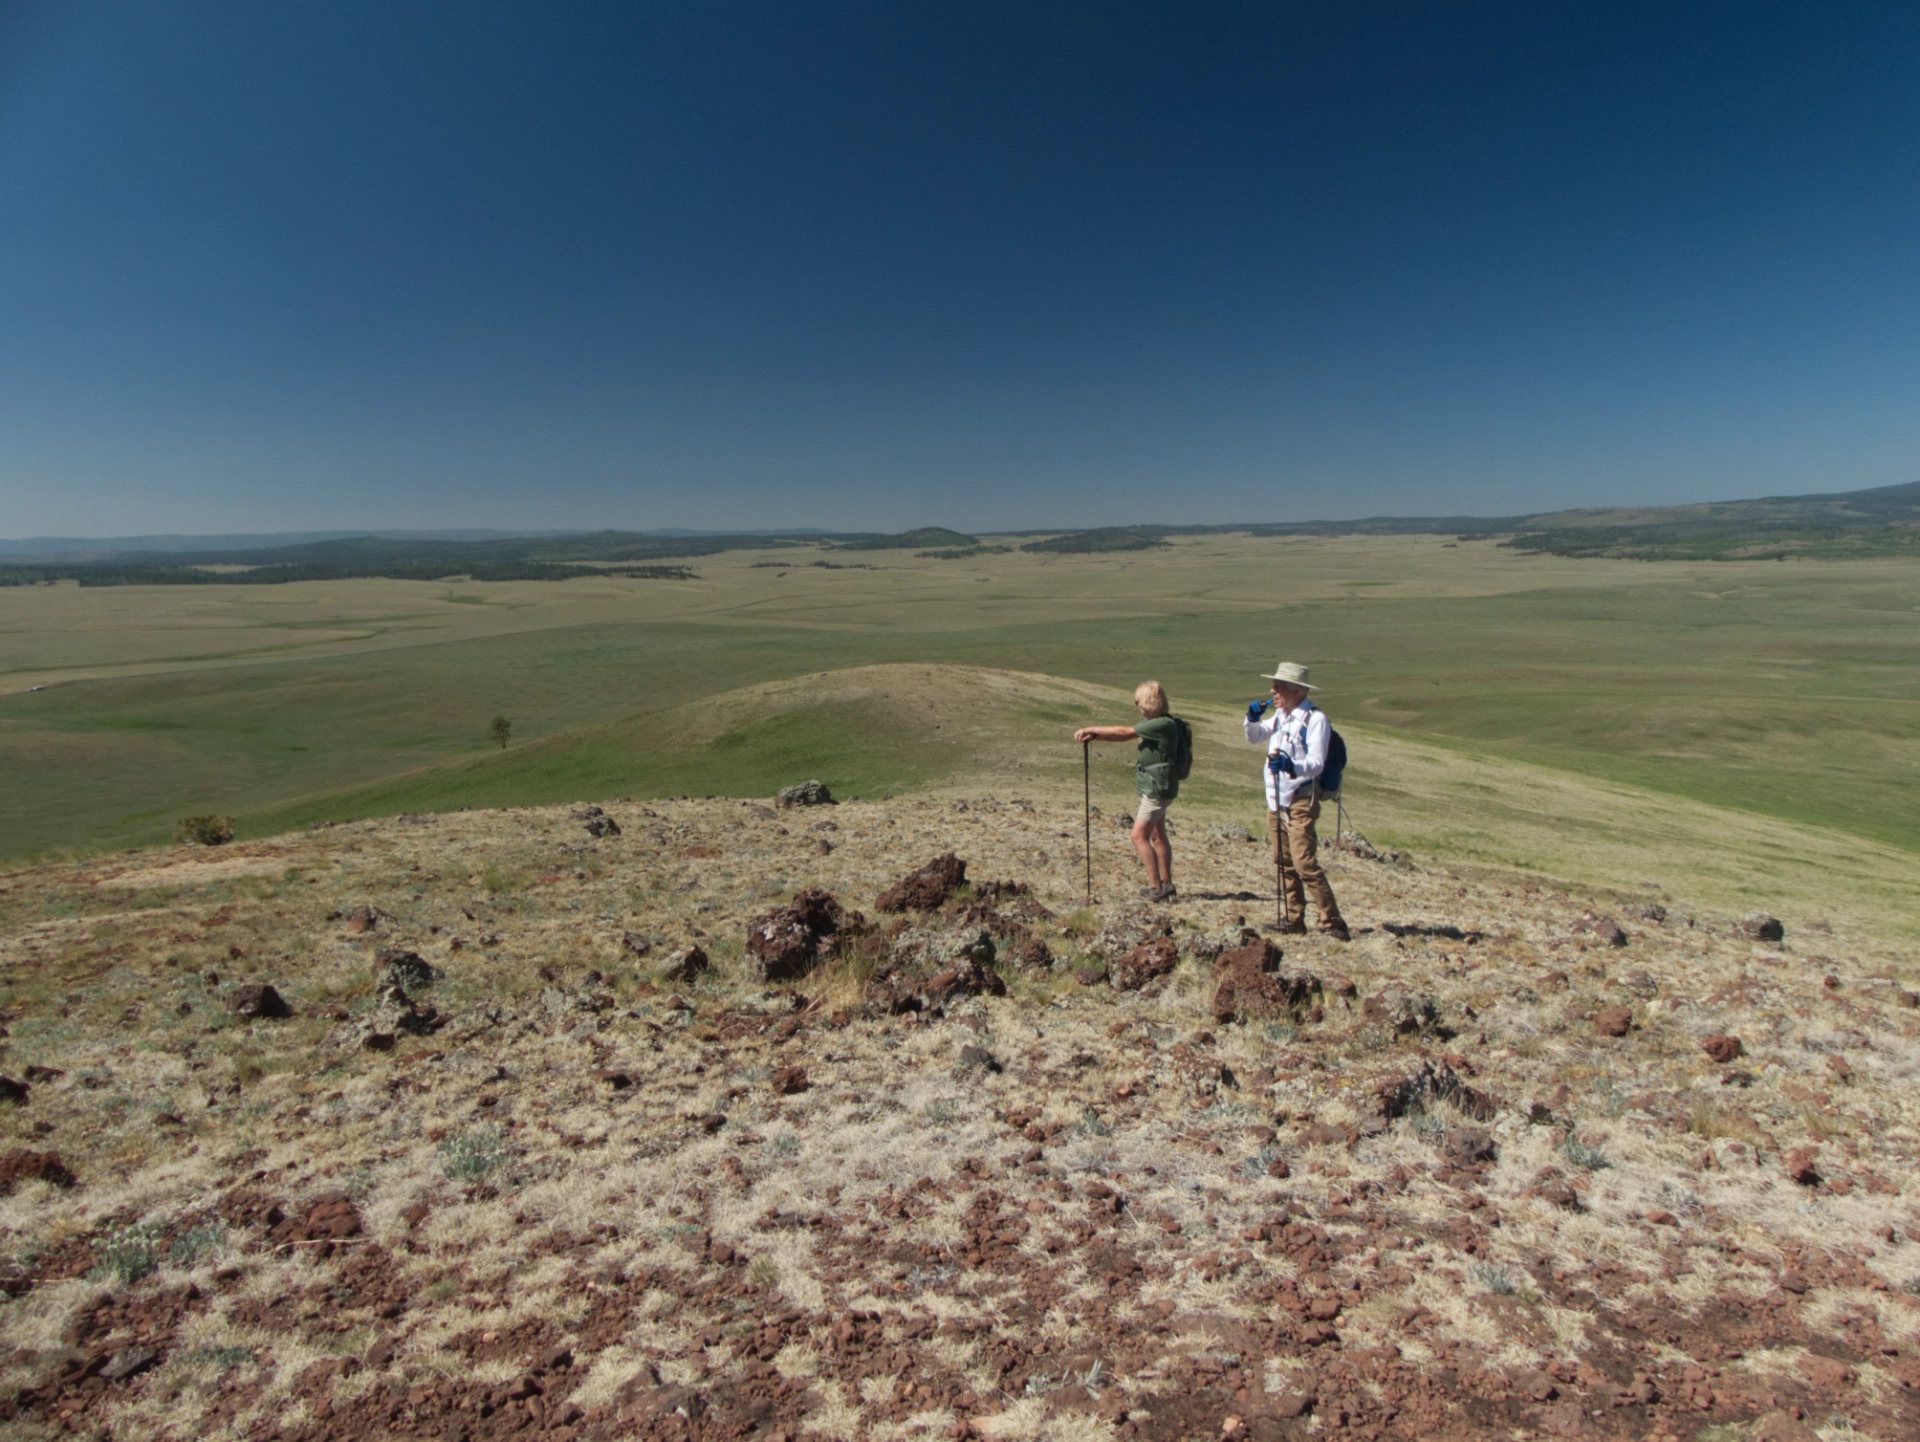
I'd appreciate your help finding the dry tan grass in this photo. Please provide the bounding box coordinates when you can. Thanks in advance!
[0,789,1915,1437]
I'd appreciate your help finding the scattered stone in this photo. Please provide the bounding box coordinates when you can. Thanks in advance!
[102,1346,158,1382]
[1362,989,1441,1035]
[1620,970,1658,997]
[1636,902,1668,922]
[775,780,834,809]
[1211,940,1320,1025]
[1742,911,1785,943]
[1593,1006,1633,1037]
[1524,1167,1584,1211]
[1443,1129,1497,1168]
[22,1065,61,1083]
[1572,913,1627,947]
[1111,936,1180,991]
[1826,1053,1854,1084]
[875,853,968,912]
[659,944,711,983]
[1785,1147,1821,1186]
[343,905,382,934]
[0,1149,74,1194]
[770,1066,810,1094]
[598,1070,634,1090]
[0,1077,27,1105]
[1749,1412,1820,1442]
[374,948,438,991]
[229,983,291,1020]
[1897,990,1920,1008]
[1377,1060,1499,1123]
[621,931,653,958]
[1700,1034,1743,1064]
[1007,936,1052,968]
[956,1045,1000,1075]
[1778,1270,1809,1294]
[584,813,621,838]
[746,888,862,982]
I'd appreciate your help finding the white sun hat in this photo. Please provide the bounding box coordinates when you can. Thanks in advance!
[1259,661,1315,689]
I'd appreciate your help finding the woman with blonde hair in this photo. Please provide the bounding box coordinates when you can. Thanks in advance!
[1074,680,1189,902]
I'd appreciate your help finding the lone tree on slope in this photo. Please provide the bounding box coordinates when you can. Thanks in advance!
[488,716,511,750]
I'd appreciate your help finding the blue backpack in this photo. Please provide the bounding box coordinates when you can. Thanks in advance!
[1321,728,1347,794]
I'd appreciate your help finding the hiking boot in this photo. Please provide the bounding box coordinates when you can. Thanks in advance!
[1267,918,1306,935]
[1149,882,1178,903]
[1319,921,1352,942]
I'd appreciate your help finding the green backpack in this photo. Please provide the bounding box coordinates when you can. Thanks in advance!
[1172,717,1194,781]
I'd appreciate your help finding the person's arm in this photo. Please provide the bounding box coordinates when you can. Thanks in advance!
[1244,710,1279,744]
[1074,725,1139,743]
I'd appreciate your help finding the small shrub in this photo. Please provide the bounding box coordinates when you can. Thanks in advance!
[92,1222,162,1286]
[768,1133,800,1159]
[438,1125,506,1182]
[1657,1182,1704,1219]
[1472,1263,1516,1296]
[1072,1107,1113,1139]
[747,1256,779,1287]
[922,1099,961,1128]
[1561,1138,1612,1171]
[175,815,234,847]
[1242,1145,1283,1179]
[183,1344,257,1369]
[168,1224,226,1269]
[1262,1021,1298,1043]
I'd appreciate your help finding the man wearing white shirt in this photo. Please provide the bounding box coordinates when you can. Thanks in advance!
[1244,661,1349,941]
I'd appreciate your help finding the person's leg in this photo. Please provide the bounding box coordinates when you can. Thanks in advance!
[1269,806,1304,925]
[1132,799,1168,888]
[1285,795,1347,934]
[1136,817,1167,887]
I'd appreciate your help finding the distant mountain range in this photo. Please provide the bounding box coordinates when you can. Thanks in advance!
[3,478,1915,580]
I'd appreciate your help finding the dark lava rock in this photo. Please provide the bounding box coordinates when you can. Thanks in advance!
[102,1346,158,1382]
[1742,912,1785,943]
[770,1066,810,1094]
[775,780,834,809]
[1111,936,1180,992]
[1211,940,1321,1025]
[1362,990,1441,1035]
[1701,1034,1743,1064]
[1376,1060,1499,1123]
[956,1045,1001,1074]
[1594,1006,1633,1037]
[374,948,438,991]
[229,983,291,1020]
[658,944,710,983]
[1443,1129,1497,1168]
[1008,936,1052,968]
[1785,1147,1821,1186]
[1573,913,1628,947]
[585,813,622,838]
[0,1149,74,1193]
[875,853,968,913]
[0,1077,27,1105]
[746,888,860,982]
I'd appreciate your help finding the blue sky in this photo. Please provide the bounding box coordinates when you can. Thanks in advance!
[4,1,1919,535]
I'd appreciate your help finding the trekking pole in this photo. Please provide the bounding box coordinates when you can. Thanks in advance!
[1082,739,1093,905]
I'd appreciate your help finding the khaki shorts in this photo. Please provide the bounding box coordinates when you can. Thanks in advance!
[1135,795,1170,826]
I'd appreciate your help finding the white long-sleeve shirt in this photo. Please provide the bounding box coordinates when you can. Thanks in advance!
[1244,700,1328,811]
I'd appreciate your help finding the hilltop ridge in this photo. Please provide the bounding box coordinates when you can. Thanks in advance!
[0,793,1915,1439]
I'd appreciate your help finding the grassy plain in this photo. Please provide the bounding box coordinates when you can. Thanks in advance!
[3,537,1917,923]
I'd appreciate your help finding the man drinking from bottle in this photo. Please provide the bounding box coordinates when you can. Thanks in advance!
[1245,662,1350,940]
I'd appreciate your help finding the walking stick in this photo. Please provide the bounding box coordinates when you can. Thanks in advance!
[1083,739,1093,905]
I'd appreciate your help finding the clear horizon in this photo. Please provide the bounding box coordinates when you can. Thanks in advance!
[5,2,1920,536]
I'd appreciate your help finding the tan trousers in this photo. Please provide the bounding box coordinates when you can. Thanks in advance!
[1267,793,1344,928]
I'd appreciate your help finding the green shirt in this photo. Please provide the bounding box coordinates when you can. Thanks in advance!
[1134,715,1181,801]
